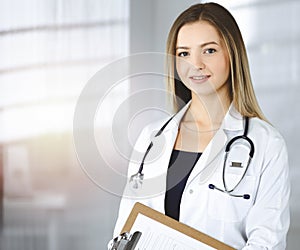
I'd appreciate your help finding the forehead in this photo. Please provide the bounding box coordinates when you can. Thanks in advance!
[177,20,222,46]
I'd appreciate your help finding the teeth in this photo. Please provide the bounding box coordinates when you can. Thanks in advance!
[192,76,205,80]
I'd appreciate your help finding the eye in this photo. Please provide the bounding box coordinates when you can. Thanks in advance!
[204,48,217,54]
[177,51,189,57]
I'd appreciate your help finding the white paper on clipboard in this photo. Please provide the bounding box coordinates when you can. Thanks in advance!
[120,202,235,250]
[131,213,216,250]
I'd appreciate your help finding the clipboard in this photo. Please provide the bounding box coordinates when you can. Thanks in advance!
[120,202,235,250]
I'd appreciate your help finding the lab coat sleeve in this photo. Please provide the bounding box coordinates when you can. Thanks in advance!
[242,135,290,250]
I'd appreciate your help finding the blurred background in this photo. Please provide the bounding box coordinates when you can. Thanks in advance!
[0,0,299,249]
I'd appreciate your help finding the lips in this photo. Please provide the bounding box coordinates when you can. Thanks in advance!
[190,75,206,80]
[189,75,210,82]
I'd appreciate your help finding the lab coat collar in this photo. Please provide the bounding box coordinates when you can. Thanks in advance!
[163,101,191,132]
[164,101,245,186]
[165,101,244,133]
[222,103,244,132]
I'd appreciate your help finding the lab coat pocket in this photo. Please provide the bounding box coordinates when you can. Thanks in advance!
[207,174,256,222]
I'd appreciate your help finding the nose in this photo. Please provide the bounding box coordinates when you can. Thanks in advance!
[191,53,205,70]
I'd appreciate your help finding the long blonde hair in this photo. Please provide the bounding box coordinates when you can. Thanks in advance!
[166,2,266,121]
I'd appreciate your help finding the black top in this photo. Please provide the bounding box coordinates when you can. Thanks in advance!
[164,149,202,221]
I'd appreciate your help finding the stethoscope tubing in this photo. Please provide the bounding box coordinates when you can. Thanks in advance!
[137,116,174,175]
[130,115,255,200]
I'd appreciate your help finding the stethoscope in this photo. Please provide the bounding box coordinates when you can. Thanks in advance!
[208,116,254,199]
[129,115,254,200]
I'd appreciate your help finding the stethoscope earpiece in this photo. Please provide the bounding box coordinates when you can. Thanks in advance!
[243,194,250,200]
[208,183,251,200]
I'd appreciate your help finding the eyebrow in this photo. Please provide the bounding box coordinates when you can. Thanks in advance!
[176,41,219,50]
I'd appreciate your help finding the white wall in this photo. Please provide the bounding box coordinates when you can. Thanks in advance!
[130,0,198,53]
[0,0,130,249]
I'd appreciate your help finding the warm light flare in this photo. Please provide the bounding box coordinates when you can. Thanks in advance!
[0,102,75,143]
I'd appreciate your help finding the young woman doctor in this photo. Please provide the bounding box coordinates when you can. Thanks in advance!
[113,3,290,249]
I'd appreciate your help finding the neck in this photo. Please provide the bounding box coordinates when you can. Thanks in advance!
[185,92,231,129]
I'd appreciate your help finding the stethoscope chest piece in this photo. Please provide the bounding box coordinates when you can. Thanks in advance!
[130,172,144,189]
[129,116,174,190]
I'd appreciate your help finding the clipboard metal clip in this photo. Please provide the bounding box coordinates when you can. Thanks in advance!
[109,231,142,250]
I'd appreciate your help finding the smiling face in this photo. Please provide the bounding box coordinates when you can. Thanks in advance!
[175,20,231,101]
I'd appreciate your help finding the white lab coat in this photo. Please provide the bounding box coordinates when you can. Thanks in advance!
[113,103,290,250]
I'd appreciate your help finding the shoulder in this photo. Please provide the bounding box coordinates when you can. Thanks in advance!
[138,116,174,139]
[132,116,175,148]
[249,117,287,153]
[250,118,284,139]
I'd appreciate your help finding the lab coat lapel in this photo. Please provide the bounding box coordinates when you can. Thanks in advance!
[186,104,244,186]
[147,103,191,179]
[161,103,191,160]
[186,123,227,185]
[147,103,190,211]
